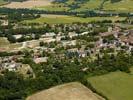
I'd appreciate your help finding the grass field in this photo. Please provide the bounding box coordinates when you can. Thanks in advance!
[103,0,133,12]
[23,15,126,24]
[0,0,7,5]
[26,82,104,100]
[0,37,22,52]
[88,69,133,100]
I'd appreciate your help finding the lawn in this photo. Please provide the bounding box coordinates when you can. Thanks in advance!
[88,69,133,100]
[23,15,126,24]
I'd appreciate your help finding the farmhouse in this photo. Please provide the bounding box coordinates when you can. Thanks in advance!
[61,40,76,46]
[34,57,48,64]
[13,34,23,40]
[68,32,78,38]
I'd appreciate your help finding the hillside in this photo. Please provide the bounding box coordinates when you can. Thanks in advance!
[35,0,133,12]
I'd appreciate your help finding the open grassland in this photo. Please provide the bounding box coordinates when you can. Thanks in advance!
[88,68,133,100]
[22,15,126,24]
[1,0,51,8]
[26,82,104,100]
[34,0,133,12]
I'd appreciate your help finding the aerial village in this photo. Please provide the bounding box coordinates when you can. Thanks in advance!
[0,14,133,77]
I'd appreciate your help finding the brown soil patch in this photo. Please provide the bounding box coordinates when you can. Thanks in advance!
[26,82,105,100]
[2,0,51,8]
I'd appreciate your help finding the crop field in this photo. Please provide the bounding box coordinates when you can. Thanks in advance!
[23,15,126,24]
[1,0,51,8]
[88,69,133,100]
[26,82,104,100]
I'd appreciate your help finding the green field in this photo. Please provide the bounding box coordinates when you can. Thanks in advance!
[88,69,133,100]
[23,15,126,24]
[103,0,133,12]
[0,0,7,5]
[34,0,133,12]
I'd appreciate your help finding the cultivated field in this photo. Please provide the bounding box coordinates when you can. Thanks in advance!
[88,69,133,100]
[1,0,51,8]
[26,82,105,100]
[23,15,126,24]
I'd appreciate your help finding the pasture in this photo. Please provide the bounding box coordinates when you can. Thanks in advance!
[88,69,133,100]
[26,82,104,100]
[23,15,126,24]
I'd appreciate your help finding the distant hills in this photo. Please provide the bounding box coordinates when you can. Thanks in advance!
[51,0,133,12]
[0,0,133,12]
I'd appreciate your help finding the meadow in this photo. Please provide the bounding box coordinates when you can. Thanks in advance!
[22,15,126,24]
[88,69,133,100]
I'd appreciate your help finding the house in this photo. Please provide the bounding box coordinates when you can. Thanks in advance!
[39,37,56,43]
[1,63,22,71]
[0,20,8,26]
[42,32,56,38]
[61,40,76,47]
[68,32,78,38]
[80,32,89,36]
[34,57,48,64]
[99,32,113,37]
[13,34,23,40]
[0,15,8,26]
